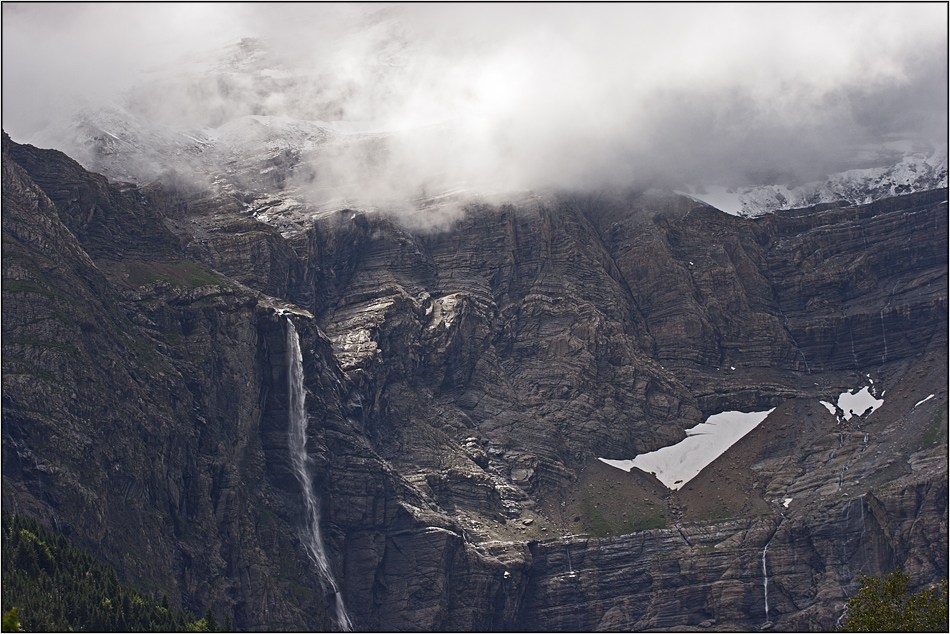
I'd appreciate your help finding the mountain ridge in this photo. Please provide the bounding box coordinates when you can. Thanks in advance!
[23,35,948,228]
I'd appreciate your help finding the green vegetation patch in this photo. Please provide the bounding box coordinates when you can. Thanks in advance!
[624,509,667,532]
[920,402,948,449]
[4,338,81,361]
[1,511,227,632]
[578,495,667,538]
[1,279,59,299]
[124,259,224,289]
[582,501,612,537]
[1,356,66,386]
[839,568,947,632]
[696,504,734,523]
[214,218,272,236]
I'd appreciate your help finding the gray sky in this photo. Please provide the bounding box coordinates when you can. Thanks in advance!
[3,2,947,191]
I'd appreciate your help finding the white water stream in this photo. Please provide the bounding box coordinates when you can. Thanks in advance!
[762,536,772,623]
[287,319,353,631]
[759,517,786,626]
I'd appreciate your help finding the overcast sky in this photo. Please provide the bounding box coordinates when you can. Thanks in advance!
[3,2,947,192]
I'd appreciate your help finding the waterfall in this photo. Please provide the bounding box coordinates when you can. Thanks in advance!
[858,497,868,572]
[762,534,774,623]
[798,348,811,374]
[560,539,577,579]
[286,318,353,631]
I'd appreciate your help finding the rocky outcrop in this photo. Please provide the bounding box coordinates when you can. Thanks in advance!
[2,133,947,631]
[2,133,182,266]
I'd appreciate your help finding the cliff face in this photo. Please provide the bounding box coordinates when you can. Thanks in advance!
[2,133,947,631]
[519,477,947,632]
[2,135,345,628]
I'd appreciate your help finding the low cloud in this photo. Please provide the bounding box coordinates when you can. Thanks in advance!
[3,3,946,207]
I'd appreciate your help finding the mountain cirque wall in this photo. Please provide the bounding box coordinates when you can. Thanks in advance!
[2,133,947,631]
[2,135,337,629]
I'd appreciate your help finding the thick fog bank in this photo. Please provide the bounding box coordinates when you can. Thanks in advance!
[4,3,946,207]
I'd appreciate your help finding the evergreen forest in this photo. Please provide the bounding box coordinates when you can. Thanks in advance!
[1,511,225,632]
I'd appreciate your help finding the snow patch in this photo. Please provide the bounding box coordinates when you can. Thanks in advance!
[599,408,775,490]
[782,498,792,508]
[837,387,884,421]
[674,186,745,216]
[819,401,837,416]
[915,394,935,408]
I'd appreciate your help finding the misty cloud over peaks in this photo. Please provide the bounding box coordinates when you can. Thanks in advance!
[3,2,946,204]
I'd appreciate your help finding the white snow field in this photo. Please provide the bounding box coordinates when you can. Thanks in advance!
[915,394,935,408]
[837,387,884,421]
[599,408,775,490]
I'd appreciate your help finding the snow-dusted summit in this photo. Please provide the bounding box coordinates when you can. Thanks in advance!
[678,146,948,217]
[24,35,949,221]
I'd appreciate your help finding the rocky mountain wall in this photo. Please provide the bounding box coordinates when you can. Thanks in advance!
[2,137,338,628]
[1,135,563,631]
[516,475,947,632]
[2,134,947,630]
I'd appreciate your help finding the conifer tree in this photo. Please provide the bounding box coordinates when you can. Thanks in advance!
[840,569,949,632]
[1,511,206,632]
[204,606,218,631]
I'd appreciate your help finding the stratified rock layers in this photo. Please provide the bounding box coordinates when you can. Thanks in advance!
[2,134,947,631]
[519,480,947,631]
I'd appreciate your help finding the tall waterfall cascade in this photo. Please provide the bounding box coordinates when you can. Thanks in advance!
[762,534,774,624]
[286,318,353,631]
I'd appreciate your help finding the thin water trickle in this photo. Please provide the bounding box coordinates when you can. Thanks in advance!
[762,539,770,622]
[798,348,811,374]
[762,520,783,626]
[565,541,577,579]
[287,318,353,631]
[880,309,888,364]
[856,496,869,576]
[849,319,859,369]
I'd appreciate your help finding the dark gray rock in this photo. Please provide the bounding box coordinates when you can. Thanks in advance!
[2,132,946,631]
